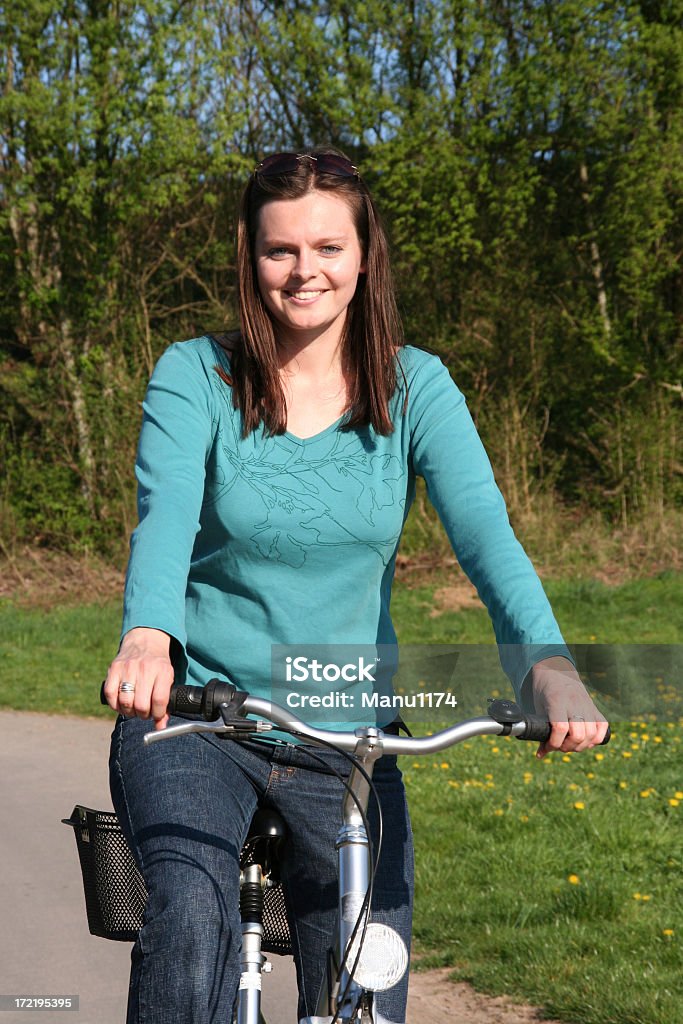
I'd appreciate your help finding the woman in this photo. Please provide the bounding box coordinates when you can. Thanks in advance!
[105,148,607,1024]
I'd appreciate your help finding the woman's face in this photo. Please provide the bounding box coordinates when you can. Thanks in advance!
[254,190,366,347]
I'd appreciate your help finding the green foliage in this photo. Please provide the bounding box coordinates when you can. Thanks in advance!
[0,0,681,553]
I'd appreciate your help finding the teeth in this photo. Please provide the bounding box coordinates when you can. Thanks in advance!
[289,290,323,298]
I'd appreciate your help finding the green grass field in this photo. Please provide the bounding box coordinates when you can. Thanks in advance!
[404,725,682,1024]
[1,571,681,1023]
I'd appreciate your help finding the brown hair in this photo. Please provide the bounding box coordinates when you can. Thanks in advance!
[216,146,404,436]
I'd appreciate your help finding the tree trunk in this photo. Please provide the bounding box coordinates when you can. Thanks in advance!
[579,161,612,342]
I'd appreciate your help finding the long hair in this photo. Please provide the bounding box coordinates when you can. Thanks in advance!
[217,146,404,437]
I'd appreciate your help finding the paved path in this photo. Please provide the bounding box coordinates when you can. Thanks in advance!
[1,710,477,1024]
[0,711,297,1024]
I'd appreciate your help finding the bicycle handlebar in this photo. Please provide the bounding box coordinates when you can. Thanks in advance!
[118,678,610,754]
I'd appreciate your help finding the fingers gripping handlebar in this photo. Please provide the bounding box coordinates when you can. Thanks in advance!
[99,677,250,727]
[486,698,610,744]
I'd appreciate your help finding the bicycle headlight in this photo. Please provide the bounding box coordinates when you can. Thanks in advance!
[347,922,408,991]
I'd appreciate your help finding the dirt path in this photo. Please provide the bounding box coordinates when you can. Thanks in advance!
[407,968,566,1023]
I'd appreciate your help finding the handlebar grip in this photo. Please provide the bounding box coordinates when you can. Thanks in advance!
[519,714,552,743]
[167,684,204,716]
[167,679,240,720]
[519,715,611,745]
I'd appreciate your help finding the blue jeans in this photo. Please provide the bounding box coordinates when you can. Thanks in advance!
[109,716,414,1024]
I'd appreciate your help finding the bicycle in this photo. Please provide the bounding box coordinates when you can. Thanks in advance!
[65,679,610,1024]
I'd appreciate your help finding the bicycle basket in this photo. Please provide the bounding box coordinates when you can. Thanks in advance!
[63,805,292,954]
[63,805,145,941]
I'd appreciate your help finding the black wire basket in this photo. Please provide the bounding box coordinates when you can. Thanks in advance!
[63,805,292,954]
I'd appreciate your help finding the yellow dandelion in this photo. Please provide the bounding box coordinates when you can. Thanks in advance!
[594,752,605,761]
[669,798,680,807]
[574,801,585,810]
[567,874,580,885]
[631,744,640,750]
[654,737,663,743]
[662,929,674,937]
[633,893,642,900]
[520,814,529,822]
[448,780,460,788]
[586,772,595,779]
[493,808,504,816]
[675,792,683,799]
[440,762,449,769]
[640,790,652,798]
[562,755,572,763]
[485,773,494,780]
[491,746,500,753]
[619,781,628,789]
[642,894,652,901]
[622,752,632,759]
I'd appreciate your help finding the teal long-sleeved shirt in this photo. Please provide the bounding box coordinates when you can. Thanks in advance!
[122,337,570,715]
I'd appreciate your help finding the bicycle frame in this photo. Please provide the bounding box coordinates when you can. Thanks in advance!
[144,693,544,1024]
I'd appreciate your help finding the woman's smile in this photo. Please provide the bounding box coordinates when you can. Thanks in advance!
[285,289,327,302]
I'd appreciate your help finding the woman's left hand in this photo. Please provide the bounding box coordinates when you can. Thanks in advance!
[530,656,609,759]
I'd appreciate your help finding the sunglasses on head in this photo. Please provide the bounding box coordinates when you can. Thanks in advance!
[254,152,360,180]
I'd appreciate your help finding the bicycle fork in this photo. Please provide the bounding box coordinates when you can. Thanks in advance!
[237,863,271,1024]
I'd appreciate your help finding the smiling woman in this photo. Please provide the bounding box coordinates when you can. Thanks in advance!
[227,148,403,439]
[102,145,607,1024]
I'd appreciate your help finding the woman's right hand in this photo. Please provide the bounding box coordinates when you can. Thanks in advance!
[103,627,175,730]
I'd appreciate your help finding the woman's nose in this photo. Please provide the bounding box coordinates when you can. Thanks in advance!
[291,249,315,280]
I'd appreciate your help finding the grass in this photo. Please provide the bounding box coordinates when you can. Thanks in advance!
[0,600,120,716]
[391,570,683,1023]
[403,723,683,1024]
[392,571,683,644]
[1,569,682,1023]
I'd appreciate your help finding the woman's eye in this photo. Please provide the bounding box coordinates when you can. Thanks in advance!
[267,247,290,258]
[321,245,342,255]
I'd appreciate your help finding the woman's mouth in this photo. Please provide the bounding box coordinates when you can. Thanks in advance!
[285,290,326,303]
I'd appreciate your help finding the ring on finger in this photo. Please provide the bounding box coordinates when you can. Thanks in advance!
[119,681,136,694]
